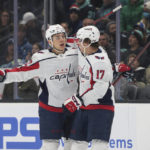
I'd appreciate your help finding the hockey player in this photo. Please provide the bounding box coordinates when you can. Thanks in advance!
[63,26,132,150]
[63,26,119,150]
[0,24,78,150]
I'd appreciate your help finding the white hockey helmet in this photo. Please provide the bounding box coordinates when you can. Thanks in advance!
[76,25,100,44]
[45,24,66,41]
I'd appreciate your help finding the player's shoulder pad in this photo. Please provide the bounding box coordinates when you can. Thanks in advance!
[31,49,56,62]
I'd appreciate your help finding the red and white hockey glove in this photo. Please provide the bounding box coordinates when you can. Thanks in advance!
[0,70,6,82]
[114,63,131,72]
[63,95,82,114]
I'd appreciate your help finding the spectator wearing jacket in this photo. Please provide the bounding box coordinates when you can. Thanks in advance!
[120,0,144,32]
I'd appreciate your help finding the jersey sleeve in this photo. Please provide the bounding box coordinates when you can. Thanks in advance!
[4,53,41,84]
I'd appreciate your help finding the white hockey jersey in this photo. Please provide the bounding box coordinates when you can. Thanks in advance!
[4,47,78,107]
[78,46,114,106]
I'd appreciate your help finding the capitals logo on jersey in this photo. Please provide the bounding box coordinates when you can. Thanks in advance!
[49,64,76,84]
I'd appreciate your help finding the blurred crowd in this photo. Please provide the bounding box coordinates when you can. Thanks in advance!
[0,0,150,101]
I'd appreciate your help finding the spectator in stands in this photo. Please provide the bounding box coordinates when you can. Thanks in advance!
[106,21,116,47]
[82,18,94,27]
[121,54,145,100]
[0,39,14,67]
[95,0,116,21]
[141,11,150,33]
[32,42,41,54]
[0,10,13,57]
[133,21,148,45]
[128,54,147,88]
[98,32,116,64]
[144,1,150,14]
[0,10,13,42]
[72,0,96,20]
[60,22,71,36]
[121,29,149,68]
[0,39,25,68]
[120,0,144,32]
[122,54,150,99]
[134,21,146,36]
[135,65,150,100]
[26,42,41,62]
[18,24,32,60]
[68,5,82,36]
[21,12,42,44]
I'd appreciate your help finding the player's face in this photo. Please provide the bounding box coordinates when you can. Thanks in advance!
[52,33,67,52]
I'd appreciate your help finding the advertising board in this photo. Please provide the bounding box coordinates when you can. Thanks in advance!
[0,103,149,150]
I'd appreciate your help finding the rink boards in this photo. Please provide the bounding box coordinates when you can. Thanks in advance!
[0,103,149,150]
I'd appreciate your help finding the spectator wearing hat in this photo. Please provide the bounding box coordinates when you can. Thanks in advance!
[133,21,147,44]
[68,5,82,36]
[144,1,150,13]
[121,29,149,68]
[21,11,42,44]
[72,0,96,20]
[141,10,150,34]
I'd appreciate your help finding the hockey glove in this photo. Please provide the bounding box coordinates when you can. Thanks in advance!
[114,63,131,72]
[0,70,6,82]
[63,95,82,115]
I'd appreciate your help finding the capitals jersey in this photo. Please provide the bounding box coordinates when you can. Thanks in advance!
[78,46,115,107]
[4,47,78,108]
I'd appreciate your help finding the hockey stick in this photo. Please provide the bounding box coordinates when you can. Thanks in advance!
[112,41,150,86]
[93,5,122,25]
